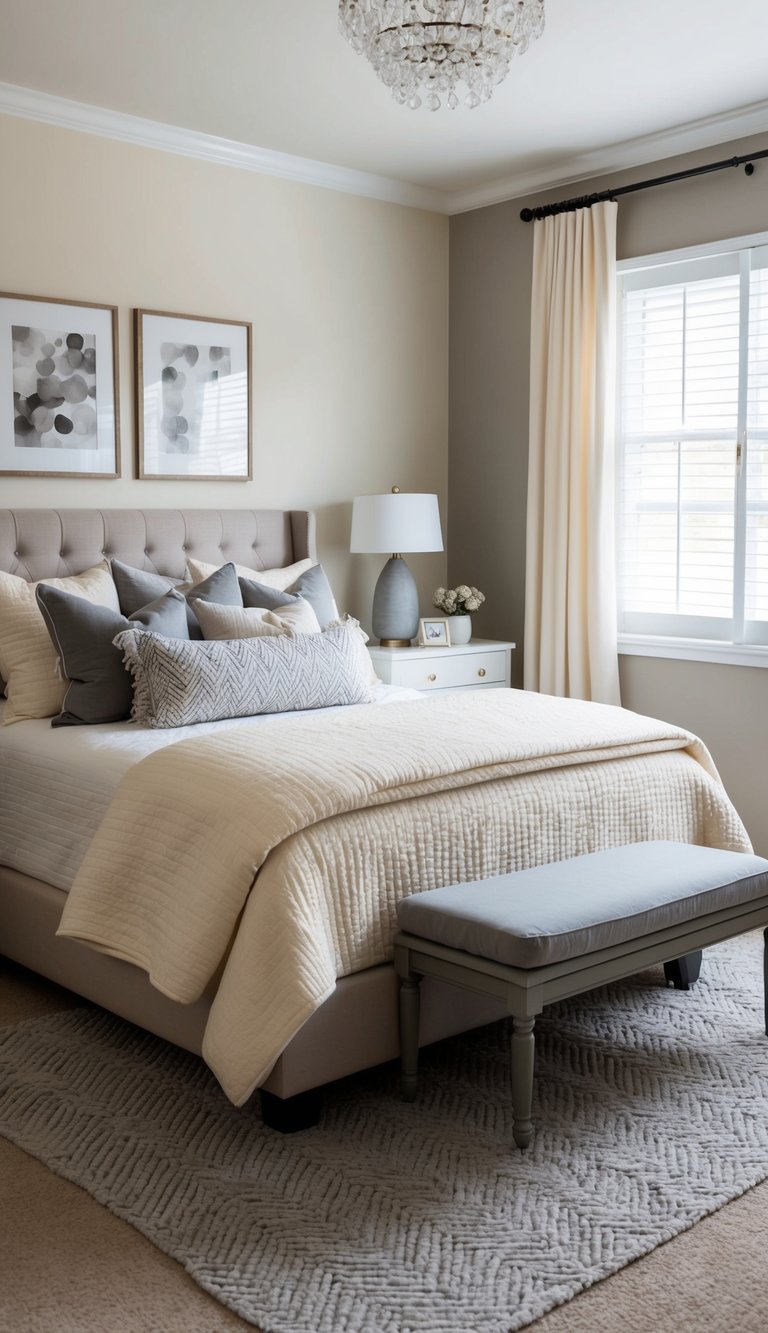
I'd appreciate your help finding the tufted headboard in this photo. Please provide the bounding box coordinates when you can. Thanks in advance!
[0,509,317,583]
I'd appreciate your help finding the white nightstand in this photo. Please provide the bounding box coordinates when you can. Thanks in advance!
[369,639,516,695]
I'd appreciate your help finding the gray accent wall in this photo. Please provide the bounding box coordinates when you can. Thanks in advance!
[449,131,768,852]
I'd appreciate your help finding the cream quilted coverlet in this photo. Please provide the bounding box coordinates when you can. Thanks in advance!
[58,690,750,1104]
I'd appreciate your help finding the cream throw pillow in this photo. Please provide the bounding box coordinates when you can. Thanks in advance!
[186,556,313,592]
[0,561,119,724]
[190,598,321,641]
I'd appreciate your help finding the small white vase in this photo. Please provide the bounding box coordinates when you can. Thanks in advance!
[447,615,472,645]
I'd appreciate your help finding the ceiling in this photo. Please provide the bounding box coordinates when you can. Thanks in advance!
[1,0,768,211]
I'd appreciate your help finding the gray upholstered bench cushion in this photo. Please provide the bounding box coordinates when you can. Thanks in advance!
[396,842,768,969]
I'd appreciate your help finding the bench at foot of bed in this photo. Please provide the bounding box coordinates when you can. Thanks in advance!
[395,842,768,1149]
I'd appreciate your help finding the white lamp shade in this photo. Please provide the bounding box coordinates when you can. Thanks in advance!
[350,492,443,554]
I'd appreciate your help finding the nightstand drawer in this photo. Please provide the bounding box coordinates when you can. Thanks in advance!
[395,650,507,692]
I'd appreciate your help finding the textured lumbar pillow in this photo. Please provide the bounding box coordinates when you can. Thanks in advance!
[36,585,189,727]
[115,621,374,728]
[190,598,321,641]
[0,562,119,725]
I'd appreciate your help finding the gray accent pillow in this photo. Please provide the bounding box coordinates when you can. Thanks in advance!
[114,621,374,729]
[111,559,180,612]
[36,585,189,727]
[239,563,338,627]
[188,561,243,609]
[238,578,299,612]
[113,558,242,638]
[292,564,338,627]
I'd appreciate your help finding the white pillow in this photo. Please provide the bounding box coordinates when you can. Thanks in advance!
[0,562,120,725]
[186,556,313,592]
[190,598,321,641]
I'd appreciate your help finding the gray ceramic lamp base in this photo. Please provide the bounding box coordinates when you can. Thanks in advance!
[372,556,419,646]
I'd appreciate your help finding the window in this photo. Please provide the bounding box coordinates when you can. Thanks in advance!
[617,234,768,657]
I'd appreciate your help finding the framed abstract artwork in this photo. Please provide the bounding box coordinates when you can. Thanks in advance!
[0,291,120,478]
[135,309,252,480]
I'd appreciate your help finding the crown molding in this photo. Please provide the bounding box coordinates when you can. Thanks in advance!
[3,78,768,220]
[445,97,768,215]
[0,80,448,214]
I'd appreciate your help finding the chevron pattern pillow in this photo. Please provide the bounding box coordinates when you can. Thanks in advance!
[114,621,374,728]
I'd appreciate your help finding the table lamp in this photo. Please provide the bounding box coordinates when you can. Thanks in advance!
[350,487,443,646]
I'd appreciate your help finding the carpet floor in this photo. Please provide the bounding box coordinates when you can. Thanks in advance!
[1,941,767,1332]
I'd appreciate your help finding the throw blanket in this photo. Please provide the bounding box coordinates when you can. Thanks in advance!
[59,690,750,1104]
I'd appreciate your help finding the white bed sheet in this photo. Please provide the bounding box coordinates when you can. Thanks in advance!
[0,685,420,892]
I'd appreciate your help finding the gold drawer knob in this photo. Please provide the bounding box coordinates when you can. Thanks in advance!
[477,667,486,678]
[427,673,437,682]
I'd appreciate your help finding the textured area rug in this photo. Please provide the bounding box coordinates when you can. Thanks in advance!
[1,936,767,1333]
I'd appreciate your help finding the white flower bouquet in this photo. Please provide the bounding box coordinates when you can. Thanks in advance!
[432,584,486,616]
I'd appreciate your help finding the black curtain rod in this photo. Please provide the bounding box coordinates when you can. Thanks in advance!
[519,147,768,222]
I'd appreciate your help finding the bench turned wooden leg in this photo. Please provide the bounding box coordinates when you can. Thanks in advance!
[510,1016,536,1150]
[664,949,703,990]
[399,973,422,1102]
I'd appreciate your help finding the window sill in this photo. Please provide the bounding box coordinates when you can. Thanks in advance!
[618,635,768,669]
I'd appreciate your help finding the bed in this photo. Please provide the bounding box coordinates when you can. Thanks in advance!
[0,507,752,1125]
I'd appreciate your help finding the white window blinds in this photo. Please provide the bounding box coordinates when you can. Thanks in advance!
[618,241,768,645]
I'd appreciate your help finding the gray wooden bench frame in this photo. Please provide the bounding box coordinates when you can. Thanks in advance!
[394,897,768,1149]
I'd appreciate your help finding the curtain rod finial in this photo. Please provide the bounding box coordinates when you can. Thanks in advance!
[520,207,534,222]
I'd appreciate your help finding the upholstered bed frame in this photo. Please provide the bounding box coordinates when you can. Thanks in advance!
[0,509,502,1114]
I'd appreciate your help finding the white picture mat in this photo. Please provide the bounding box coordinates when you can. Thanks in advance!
[0,296,117,475]
[419,618,451,646]
[140,313,249,478]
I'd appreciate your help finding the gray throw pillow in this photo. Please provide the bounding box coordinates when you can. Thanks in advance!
[239,563,338,626]
[36,585,189,727]
[111,559,180,612]
[112,558,242,637]
[188,561,243,610]
[114,621,373,729]
[238,578,299,612]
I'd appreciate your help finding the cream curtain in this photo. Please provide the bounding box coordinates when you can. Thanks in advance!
[524,200,621,705]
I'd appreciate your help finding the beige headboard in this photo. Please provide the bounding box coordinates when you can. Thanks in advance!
[0,509,317,582]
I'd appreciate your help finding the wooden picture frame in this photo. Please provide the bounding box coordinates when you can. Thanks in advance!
[135,308,252,481]
[418,617,452,647]
[0,291,120,478]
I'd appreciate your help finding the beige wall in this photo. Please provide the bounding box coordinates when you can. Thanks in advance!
[450,131,768,851]
[0,114,449,627]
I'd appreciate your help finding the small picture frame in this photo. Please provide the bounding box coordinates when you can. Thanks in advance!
[418,617,451,647]
[0,291,120,478]
[135,308,252,480]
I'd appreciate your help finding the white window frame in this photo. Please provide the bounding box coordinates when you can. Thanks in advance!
[617,229,768,669]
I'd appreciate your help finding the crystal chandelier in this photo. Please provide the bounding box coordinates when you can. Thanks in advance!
[338,1,545,110]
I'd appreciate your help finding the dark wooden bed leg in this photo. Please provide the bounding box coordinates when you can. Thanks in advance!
[763,927,768,1037]
[260,1087,324,1133]
[664,949,703,990]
